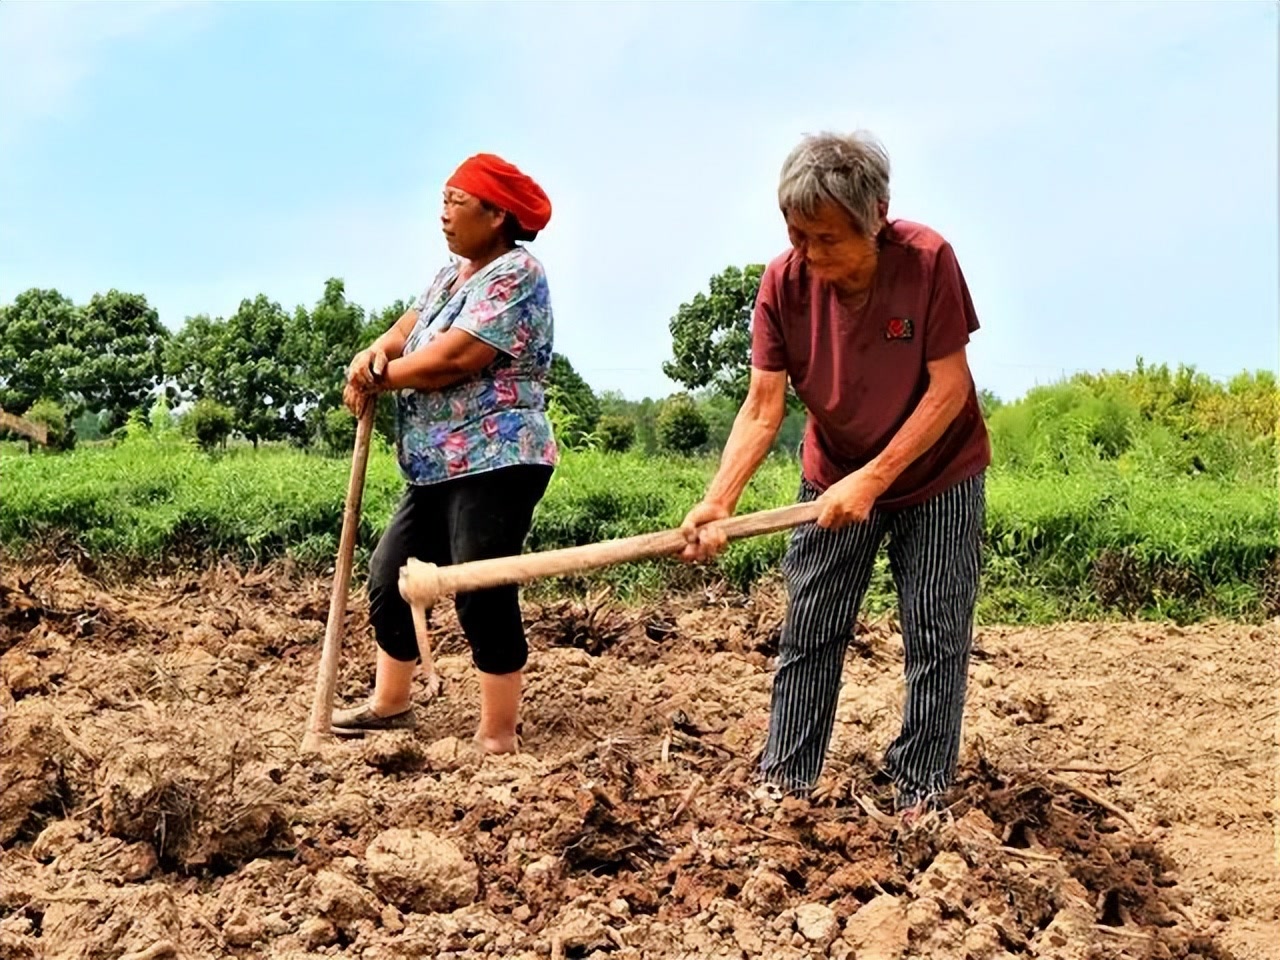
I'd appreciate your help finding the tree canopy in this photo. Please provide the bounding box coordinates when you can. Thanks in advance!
[662,265,763,406]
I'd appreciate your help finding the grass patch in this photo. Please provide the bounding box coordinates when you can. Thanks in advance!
[1,437,1276,623]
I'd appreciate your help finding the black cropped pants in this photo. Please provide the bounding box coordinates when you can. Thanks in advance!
[367,464,552,675]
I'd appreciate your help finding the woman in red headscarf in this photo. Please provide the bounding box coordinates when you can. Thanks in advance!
[333,154,557,752]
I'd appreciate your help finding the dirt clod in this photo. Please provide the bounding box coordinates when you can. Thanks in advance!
[0,707,69,845]
[795,901,839,946]
[366,828,479,914]
[42,885,179,960]
[844,894,910,960]
[31,818,86,862]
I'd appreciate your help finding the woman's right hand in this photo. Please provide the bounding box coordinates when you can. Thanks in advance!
[343,382,370,417]
[346,347,388,391]
[678,499,733,563]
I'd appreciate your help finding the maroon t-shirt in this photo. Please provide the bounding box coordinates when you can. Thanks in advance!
[752,219,991,509]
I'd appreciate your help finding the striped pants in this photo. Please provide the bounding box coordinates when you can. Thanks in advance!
[759,471,985,808]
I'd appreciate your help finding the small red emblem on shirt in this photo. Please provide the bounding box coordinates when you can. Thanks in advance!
[885,317,914,341]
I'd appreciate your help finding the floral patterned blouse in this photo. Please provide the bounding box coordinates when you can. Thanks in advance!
[395,247,558,485]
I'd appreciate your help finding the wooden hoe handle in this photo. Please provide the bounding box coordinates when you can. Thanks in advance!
[399,500,821,608]
[301,402,376,752]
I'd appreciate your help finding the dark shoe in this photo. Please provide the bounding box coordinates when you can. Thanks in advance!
[331,702,416,737]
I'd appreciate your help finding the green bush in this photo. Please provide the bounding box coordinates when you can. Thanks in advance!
[657,394,709,454]
[321,406,357,454]
[597,415,636,453]
[148,395,177,436]
[183,398,234,452]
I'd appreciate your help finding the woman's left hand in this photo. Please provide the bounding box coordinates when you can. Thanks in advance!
[347,347,389,390]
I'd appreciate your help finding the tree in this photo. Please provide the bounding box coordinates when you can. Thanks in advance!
[548,353,600,447]
[657,393,709,454]
[696,390,741,449]
[663,265,764,405]
[363,299,413,350]
[164,314,226,404]
[0,289,79,414]
[221,294,307,445]
[597,415,636,452]
[0,288,168,430]
[597,390,661,454]
[288,278,370,441]
[597,389,630,417]
[978,389,1003,419]
[166,296,306,446]
[68,290,168,430]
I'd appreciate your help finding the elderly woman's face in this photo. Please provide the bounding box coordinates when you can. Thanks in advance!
[441,188,506,259]
[785,203,879,286]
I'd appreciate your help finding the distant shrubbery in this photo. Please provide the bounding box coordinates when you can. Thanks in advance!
[2,358,1276,623]
[986,361,1276,482]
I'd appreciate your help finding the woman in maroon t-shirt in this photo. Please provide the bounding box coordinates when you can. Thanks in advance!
[680,131,990,825]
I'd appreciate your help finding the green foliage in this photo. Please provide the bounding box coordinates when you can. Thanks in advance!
[547,353,600,448]
[72,291,168,431]
[164,314,226,403]
[529,449,798,594]
[0,289,80,414]
[596,415,636,453]
[988,360,1277,482]
[291,278,376,443]
[978,389,1003,418]
[72,411,105,443]
[608,395,661,455]
[776,409,806,456]
[218,294,306,446]
[0,288,167,431]
[0,280,603,460]
[321,406,358,454]
[183,398,234,452]
[663,265,764,404]
[1,438,1274,622]
[22,400,72,451]
[357,300,409,446]
[164,296,311,446]
[657,393,709,454]
[118,409,155,445]
[148,395,176,436]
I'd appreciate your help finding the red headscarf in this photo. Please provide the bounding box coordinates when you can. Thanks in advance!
[446,153,552,233]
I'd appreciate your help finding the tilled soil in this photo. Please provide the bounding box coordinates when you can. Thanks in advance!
[0,562,1276,960]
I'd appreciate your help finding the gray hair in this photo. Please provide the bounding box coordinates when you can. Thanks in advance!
[777,131,891,236]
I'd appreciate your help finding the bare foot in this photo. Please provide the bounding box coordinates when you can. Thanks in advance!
[475,733,519,755]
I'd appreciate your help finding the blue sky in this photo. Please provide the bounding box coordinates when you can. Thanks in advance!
[1,1,1276,401]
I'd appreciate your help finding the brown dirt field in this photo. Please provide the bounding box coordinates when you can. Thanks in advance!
[1,562,1276,960]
